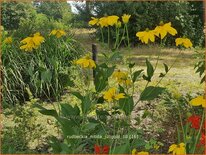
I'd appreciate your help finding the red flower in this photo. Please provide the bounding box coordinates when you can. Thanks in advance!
[94,144,110,154]
[200,133,206,145]
[187,115,201,130]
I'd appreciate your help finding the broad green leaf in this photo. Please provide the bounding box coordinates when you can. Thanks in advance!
[132,69,144,82]
[34,104,58,118]
[140,86,165,101]
[146,59,154,78]
[57,117,76,136]
[119,96,134,116]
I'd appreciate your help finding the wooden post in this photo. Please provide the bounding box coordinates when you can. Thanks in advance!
[92,44,97,79]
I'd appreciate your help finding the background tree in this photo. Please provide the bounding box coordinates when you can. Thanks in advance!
[74,1,204,47]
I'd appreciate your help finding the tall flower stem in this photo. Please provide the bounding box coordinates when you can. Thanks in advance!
[100,27,104,43]
[108,27,110,48]
[125,24,130,48]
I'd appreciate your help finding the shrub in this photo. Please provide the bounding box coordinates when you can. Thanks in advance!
[2,30,84,106]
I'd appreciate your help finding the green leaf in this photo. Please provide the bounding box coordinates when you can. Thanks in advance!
[143,59,154,82]
[129,63,135,68]
[119,96,134,116]
[82,122,98,132]
[146,59,154,78]
[140,86,165,101]
[94,64,115,92]
[132,69,144,82]
[71,92,83,101]
[81,95,92,114]
[57,117,76,136]
[34,104,58,118]
[163,63,169,73]
[60,103,80,117]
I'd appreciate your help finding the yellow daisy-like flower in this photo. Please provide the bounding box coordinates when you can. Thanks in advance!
[154,22,177,39]
[136,29,155,44]
[88,17,99,26]
[190,96,206,108]
[98,17,109,28]
[131,149,149,155]
[49,29,66,38]
[175,38,193,48]
[107,15,119,26]
[103,87,125,102]
[168,143,186,155]
[112,70,132,86]
[122,14,131,24]
[4,37,12,44]
[20,32,44,52]
[75,55,96,69]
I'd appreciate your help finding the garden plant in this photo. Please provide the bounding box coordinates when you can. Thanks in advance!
[1,1,205,154]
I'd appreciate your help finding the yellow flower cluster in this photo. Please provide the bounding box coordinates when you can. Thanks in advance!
[89,14,131,28]
[112,70,132,86]
[4,37,12,44]
[136,22,177,44]
[132,143,186,155]
[49,29,66,38]
[103,87,125,102]
[19,29,66,52]
[74,55,96,69]
[20,32,45,52]
[136,21,193,48]
[168,143,186,155]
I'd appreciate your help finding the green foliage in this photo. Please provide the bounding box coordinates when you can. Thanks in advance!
[194,51,205,83]
[2,32,84,106]
[2,100,46,153]
[74,1,204,47]
[1,2,36,30]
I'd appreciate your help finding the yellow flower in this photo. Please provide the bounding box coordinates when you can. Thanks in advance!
[132,149,137,155]
[154,22,177,39]
[190,96,206,108]
[132,149,149,155]
[103,87,125,102]
[168,143,186,155]
[113,70,132,86]
[122,14,131,24]
[138,152,149,155]
[75,55,96,69]
[98,17,109,28]
[107,15,119,26]
[116,21,122,28]
[4,37,12,44]
[175,38,193,48]
[49,29,66,38]
[136,29,155,44]
[20,32,44,52]
[88,17,99,26]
